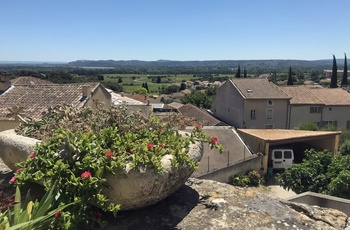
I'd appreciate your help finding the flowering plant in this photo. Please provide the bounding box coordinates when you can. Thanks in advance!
[12,105,222,228]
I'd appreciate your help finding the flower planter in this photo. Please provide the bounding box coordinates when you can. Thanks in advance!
[0,129,204,210]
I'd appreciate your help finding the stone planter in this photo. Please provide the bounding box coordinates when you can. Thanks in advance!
[0,129,203,210]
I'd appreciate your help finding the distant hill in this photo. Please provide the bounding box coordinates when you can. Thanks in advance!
[67,59,334,68]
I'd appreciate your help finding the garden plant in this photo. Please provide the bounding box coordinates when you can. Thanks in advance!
[8,105,222,228]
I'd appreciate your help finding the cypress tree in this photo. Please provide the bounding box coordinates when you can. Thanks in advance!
[235,64,241,78]
[330,55,338,88]
[341,53,348,88]
[287,66,293,85]
[243,68,247,78]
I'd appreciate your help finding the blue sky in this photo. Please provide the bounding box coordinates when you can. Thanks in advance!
[1,0,349,62]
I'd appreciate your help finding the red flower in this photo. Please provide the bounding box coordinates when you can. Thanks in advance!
[159,129,163,133]
[10,176,16,183]
[211,137,219,145]
[95,211,102,220]
[147,143,154,148]
[29,153,36,159]
[129,148,133,153]
[195,125,202,129]
[54,211,62,218]
[15,168,23,173]
[159,143,164,147]
[81,171,91,178]
[106,151,113,157]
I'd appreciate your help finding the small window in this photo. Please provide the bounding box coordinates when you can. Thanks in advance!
[310,106,322,113]
[267,100,273,106]
[266,108,273,120]
[274,151,282,159]
[251,110,256,120]
[347,121,350,130]
[284,151,293,159]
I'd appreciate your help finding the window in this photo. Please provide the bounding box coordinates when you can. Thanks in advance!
[347,121,350,130]
[266,108,273,120]
[267,100,273,106]
[310,106,322,113]
[284,151,293,159]
[265,124,274,129]
[250,110,256,119]
[274,151,282,159]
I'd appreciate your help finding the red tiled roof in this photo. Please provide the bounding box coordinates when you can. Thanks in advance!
[178,104,225,126]
[0,82,99,120]
[279,86,323,104]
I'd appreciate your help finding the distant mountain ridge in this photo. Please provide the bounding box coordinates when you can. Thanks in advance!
[68,59,335,68]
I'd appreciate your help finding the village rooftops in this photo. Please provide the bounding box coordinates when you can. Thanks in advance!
[0,82,100,120]
[230,78,290,99]
[280,85,350,105]
[178,104,226,126]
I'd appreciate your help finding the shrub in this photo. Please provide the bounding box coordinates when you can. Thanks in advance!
[13,105,223,227]
[229,170,263,187]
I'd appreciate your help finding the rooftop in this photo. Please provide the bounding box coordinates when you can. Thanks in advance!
[230,78,290,99]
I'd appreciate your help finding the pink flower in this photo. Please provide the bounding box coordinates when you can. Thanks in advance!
[159,143,164,147]
[195,125,202,129]
[95,211,102,220]
[10,176,16,183]
[29,153,36,159]
[211,137,218,145]
[81,171,91,178]
[106,151,113,157]
[54,211,62,218]
[129,148,133,153]
[15,168,23,173]
[147,143,154,148]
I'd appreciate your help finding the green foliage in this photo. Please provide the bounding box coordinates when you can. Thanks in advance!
[0,183,78,230]
[180,91,212,109]
[13,106,223,227]
[132,87,148,96]
[330,55,338,88]
[294,122,319,131]
[339,140,350,155]
[276,149,350,198]
[229,170,263,187]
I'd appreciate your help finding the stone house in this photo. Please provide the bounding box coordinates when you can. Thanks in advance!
[0,76,111,131]
[280,85,350,129]
[212,78,290,129]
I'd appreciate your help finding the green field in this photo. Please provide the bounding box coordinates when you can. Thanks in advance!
[102,74,231,94]
[103,74,193,94]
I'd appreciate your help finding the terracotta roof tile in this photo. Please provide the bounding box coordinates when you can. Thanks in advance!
[178,104,226,126]
[230,78,290,99]
[11,76,56,85]
[0,82,99,120]
[279,86,323,104]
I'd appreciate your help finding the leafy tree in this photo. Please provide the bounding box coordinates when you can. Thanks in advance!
[118,77,123,84]
[277,149,350,199]
[163,84,180,94]
[180,91,212,109]
[287,66,293,85]
[294,122,319,131]
[276,149,333,194]
[235,65,241,78]
[156,76,161,84]
[341,53,348,87]
[133,87,148,96]
[97,75,104,81]
[330,55,338,88]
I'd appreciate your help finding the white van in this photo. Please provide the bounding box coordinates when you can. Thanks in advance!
[270,148,294,169]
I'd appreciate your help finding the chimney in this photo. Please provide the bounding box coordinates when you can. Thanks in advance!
[82,85,91,97]
[0,75,11,91]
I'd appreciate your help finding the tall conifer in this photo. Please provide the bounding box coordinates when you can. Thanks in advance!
[287,66,293,85]
[330,55,338,88]
[341,53,348,88]
[235,64,241,78]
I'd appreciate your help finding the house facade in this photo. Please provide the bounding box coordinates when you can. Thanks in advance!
[212,78,290,129]
[0,76,111,131]
[280,86,350,129]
